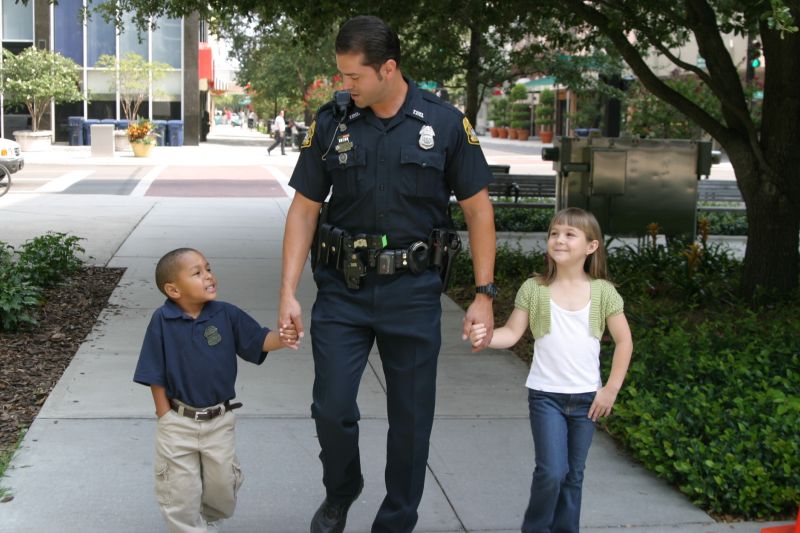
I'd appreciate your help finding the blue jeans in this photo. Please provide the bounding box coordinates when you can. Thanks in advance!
[521,389,596,533]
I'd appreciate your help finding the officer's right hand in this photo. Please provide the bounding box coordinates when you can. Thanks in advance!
[279,294,304,350]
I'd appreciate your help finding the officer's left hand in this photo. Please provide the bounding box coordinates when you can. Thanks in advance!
[462,296,494,352]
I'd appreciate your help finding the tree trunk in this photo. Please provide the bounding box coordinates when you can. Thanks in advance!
[736,23,800,298]
[729,143,800,298]
[464,24,481,126]
[740,184,799,298]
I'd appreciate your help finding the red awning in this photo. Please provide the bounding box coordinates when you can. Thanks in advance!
[198,43,213,80]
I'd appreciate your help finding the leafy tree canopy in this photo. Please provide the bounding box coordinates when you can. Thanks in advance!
[1,47,82,132]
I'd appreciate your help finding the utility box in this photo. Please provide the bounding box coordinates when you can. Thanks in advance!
[90,124,115,157]
[543,137,715,238]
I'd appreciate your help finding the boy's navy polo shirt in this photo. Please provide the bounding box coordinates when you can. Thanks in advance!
[134,299,270,408]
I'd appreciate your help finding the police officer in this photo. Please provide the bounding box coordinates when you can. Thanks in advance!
[279,15,497,533]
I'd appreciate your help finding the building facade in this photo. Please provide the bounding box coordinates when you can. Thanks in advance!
[1,0,203,145]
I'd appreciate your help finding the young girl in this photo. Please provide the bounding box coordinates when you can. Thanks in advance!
[469,207,633,533]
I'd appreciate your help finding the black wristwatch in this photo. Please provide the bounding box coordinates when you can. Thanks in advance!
[475,283,499,299]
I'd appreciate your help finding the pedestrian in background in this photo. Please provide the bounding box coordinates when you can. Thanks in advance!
[268,110,286,155]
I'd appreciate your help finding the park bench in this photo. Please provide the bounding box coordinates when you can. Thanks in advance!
[696,180,744,211]
[486,174,557,208]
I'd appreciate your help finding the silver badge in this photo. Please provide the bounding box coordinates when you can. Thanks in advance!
[339,152,348,165]
[339,123,347,132]
[419,125,435,150]
[204,325,222,346]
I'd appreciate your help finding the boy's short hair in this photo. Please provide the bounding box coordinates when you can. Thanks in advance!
[155,248,199,296]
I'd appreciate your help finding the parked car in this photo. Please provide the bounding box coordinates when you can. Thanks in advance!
[0,138,24,173]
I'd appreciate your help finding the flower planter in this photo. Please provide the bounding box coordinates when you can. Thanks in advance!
[114,130,131,151]
[497,127,508,139]
[489,127,499,138]
[507,128,518,140]
[539,130,554,143]
[131,142,154,157]
[516,129,530,141]
[13,130,52,152]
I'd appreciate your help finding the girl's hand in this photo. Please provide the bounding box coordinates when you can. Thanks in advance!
[468,323,487,349]
[588,386,619,421]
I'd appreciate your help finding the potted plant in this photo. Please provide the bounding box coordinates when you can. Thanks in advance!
[1,48,82,152]
[492,97,510,138]
[127,119,158,157]
[96,52,170,151]
[535,89,555,143]
[509,84,531,141]
[488,97,505,137]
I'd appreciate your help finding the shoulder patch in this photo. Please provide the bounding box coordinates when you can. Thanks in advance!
[463,117,480,146]
[301,120,316,149]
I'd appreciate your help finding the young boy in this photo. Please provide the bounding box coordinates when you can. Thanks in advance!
[133,247,296,532]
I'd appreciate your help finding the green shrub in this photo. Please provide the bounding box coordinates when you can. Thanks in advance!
[0,232,85,332]
[16,232,85,288]
[604,306,799,518]
[700,210,748,235]
[451,205,554,232]
[0,243,40,331]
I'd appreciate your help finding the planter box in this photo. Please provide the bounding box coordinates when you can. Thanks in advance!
[13,130,52,152]
[131,142,154,157]
[114,130,131,151]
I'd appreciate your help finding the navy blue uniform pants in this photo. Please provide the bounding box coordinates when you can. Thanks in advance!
[310,266,442,533]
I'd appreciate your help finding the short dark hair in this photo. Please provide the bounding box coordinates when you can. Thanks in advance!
[335,15,401,71]
[155,247,199,296]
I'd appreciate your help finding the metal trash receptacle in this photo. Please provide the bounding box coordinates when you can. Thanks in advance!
[166,120,184,147]
[82,119,99,145]
[68,116,84,146]
[545,136,714,239]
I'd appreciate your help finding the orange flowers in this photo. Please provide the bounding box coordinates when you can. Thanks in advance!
[127,119,157,144]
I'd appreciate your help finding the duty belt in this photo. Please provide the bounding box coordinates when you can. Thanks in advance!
[313,225,461,290]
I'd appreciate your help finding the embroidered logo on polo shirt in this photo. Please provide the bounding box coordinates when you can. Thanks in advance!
[413,109,425,119]
[204,325,222,346]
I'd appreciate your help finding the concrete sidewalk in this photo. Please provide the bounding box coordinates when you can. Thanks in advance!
[0,138,779,532]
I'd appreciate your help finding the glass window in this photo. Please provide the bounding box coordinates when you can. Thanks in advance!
[54,0,83,66]
[153,70,181,101]
[87,9,115,66]
[119,12,148,59]
[87,70,115,100]
[2,0,34,41]
[152,17,181,68]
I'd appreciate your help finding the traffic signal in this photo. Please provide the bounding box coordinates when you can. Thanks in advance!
[748,41,762,69]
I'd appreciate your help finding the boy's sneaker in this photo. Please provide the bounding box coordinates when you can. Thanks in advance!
[309,477,364,533]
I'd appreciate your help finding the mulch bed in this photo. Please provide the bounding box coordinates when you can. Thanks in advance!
[0,267,125,454]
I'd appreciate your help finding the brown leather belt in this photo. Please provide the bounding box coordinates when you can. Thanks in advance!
[169,399,242,421]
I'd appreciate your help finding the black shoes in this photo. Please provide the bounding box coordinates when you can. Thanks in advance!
[310,478,364,533]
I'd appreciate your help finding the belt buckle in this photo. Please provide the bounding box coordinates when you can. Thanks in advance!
[193,409,209,421]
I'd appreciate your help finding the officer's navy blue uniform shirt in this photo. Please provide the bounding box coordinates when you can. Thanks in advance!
[290,78,492,247]
[133,299,270,408]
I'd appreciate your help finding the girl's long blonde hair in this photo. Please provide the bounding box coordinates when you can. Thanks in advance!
[535,207,609,285]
